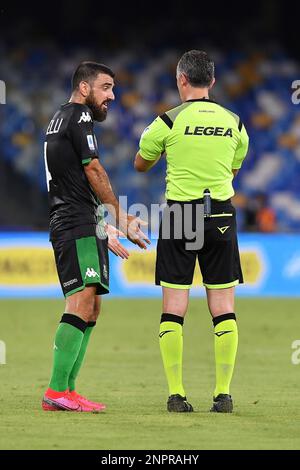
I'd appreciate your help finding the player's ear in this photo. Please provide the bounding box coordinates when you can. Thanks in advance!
[79,80,91,98]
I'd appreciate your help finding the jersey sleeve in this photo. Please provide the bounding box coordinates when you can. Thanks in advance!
[68,105,99,165]
[232,123,249,169]
[139,116,171,161]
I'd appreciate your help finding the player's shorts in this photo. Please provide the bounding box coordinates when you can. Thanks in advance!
[52,234,109,297]
[155,199,243,290]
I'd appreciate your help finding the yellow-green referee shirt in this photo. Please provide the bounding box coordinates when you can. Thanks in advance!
[139,98,249,201]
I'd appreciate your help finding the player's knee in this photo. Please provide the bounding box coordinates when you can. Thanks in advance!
[90,305,100,322]
[65,287,96,322]
[89,296,101,322]
[76,300,94,322]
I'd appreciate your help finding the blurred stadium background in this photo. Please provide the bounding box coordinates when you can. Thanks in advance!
[1,1,300,450]
[1,5,300,232]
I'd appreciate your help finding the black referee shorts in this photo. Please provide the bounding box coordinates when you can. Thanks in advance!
[52,234,109,297]
[155,199,243,290]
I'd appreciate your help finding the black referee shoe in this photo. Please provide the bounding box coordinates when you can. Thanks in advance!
[210,394,233,413]
[167,394,194,412]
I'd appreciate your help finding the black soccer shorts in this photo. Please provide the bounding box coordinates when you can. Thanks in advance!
[155,200,243,290]
[52,234,109,297]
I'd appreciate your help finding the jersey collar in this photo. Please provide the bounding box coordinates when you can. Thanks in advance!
[185,98,217,103]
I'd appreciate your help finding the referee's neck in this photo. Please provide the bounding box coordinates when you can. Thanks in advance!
[182,86,210,102]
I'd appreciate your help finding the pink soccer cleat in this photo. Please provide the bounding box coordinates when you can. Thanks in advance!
[69,391,106,412]
[42,388,100,413]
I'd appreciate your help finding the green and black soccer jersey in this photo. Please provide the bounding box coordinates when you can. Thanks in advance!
[45,102,105,241]
[139,98,249,201]
[44,102,109,297]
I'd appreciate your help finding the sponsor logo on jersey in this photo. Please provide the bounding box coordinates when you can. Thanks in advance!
[184,126,233,137]
[85,268,100,279]
[78,112,92,123]
[87,135,95,151]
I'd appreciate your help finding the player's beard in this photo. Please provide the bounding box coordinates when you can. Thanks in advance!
[86,90,107,122]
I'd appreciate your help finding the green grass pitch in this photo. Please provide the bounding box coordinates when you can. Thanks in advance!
[0,297,300,450]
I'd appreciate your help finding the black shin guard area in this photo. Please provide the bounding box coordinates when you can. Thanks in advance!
[60,313,88,333]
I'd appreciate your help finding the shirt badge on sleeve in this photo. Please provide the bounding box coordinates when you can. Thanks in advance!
[87,135,95,151]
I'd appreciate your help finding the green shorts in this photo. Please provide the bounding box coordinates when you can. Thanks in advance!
[52,235,109,297]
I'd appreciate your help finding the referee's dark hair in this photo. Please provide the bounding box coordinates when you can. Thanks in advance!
[72,61,115,91]
[177,50,214,88]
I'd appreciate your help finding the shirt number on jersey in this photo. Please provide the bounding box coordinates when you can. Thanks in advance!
[44,142,52,191]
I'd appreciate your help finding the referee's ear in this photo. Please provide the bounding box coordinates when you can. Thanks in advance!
[209,77,216,89]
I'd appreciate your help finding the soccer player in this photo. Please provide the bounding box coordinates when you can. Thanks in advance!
[42,61,149,412]
[134,51,249,413]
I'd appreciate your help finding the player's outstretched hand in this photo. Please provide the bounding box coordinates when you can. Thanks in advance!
[105,224,130,259]
[122,215,151,250]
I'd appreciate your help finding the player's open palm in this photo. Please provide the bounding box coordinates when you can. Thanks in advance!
[125,215,150,250]
[105,224,130,259]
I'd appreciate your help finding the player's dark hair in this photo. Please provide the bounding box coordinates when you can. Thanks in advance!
[177,50,214,88]
[72,61,115,91]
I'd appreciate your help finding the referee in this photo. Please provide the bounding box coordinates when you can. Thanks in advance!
[42,62,149,412]
[134,51,249,413]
